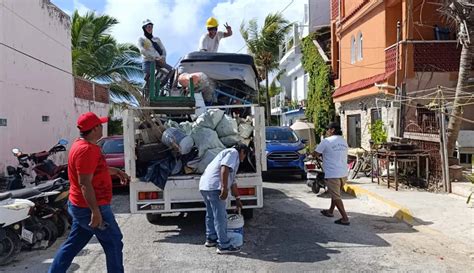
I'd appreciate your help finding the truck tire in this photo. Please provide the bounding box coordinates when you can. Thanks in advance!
[146,213,162,224]
[241,209,254,220]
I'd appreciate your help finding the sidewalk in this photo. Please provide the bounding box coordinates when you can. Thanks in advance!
[343,177,474,251]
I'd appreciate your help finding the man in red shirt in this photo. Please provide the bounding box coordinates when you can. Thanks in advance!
[49,112,129,273]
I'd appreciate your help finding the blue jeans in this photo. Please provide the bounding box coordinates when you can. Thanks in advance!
[48,203,124,273]
[200,190,230,248]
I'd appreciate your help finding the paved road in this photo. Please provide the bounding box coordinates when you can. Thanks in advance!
[2,178,472,272]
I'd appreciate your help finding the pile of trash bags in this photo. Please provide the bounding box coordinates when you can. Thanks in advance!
[138,109,254,189]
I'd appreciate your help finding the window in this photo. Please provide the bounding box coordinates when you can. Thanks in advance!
[350,35,356,64]
[0,118,6,126]
[357,32,363,61]
[460,153,473,164]
[371,108,381,126]
[42,115,50,122]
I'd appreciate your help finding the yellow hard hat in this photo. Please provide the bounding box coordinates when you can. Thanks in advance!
[206,17,218,28]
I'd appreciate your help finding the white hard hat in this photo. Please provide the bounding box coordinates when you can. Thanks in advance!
[142,19,153,27]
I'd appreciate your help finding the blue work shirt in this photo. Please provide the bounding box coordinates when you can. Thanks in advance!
[199,148,240,191]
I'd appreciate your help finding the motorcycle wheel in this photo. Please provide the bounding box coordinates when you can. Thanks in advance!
[55,213,70,237]
[0,228,21,265]
[38,219,58,249]
[311,183,321,194]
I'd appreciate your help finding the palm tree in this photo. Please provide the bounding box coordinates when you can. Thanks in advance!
[71,11,143,102]
[440,1,474,156]
[241,14,291,125]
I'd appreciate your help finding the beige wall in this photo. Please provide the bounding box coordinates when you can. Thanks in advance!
[338,4,386,86]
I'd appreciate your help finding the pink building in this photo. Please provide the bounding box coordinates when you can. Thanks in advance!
[0,0,109,174]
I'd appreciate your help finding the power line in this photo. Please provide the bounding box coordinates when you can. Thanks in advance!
[0,42,73,75]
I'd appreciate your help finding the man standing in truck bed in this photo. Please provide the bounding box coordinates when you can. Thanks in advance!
[199,17,232,53]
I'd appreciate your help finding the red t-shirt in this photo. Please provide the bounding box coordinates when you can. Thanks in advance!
[68,139,112,208]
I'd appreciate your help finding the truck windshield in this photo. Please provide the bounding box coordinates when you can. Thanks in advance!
[266,129,299,143]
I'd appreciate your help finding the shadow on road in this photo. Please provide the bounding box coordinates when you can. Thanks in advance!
[152,186,421,264]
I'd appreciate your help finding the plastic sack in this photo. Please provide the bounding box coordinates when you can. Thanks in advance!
[238,123,254,139]
[220,135,240,147]
[197,147,224,174]
[191,127,225,157]
[161,127,194,155]
[227,232,243,248]
[216,114,238,137]
[195,109,225,130]
[165,120,179,129]
[179,121,194,136]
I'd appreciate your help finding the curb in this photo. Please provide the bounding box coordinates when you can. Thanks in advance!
[343,183,416,225]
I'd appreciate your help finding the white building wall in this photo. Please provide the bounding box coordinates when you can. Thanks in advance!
[0,0,79,173]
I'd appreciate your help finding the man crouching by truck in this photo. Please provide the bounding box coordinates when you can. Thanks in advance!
[199,143,248,254]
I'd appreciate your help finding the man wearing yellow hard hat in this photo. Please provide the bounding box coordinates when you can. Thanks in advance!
[199,17,232,52]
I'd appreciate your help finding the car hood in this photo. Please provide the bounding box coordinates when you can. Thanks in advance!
[266,141,305,152]
[104,153,124,168]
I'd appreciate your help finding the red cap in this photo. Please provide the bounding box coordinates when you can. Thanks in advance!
[77,112,108,132]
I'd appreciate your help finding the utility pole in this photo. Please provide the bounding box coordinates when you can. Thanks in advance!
[438,86,450,192]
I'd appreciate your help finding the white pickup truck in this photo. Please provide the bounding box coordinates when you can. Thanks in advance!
[124,52,266,223]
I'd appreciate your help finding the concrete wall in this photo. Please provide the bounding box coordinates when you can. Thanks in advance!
[309,0,330,31]
[0,0,75,173]
[0,1,109,174]
[338,95,398,149]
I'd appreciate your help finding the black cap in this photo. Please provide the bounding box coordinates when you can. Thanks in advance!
[326,122,341,130]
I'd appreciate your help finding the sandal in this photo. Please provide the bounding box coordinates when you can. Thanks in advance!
[320,210,334,218]
[334,219,350,226]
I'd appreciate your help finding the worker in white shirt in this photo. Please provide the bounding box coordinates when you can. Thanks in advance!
[198,17,232,53]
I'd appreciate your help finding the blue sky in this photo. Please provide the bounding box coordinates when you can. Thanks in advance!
[51,0,307,65]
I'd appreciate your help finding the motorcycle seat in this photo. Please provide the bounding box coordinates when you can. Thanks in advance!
[34,178,66,192]
[0,192,12,201]
[9,187,42,199]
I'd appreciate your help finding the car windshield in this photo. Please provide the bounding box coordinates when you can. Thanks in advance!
[266,128,299,143]
[100,139,124,154]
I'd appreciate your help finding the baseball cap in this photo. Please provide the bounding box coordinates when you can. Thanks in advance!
[77,112,108,132]
[326,122,341,130]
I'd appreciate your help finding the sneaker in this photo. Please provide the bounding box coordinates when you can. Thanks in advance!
[204,239,217,247]
[216,246,241,254]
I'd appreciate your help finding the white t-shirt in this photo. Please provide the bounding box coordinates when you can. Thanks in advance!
[199,148,240,191]
[198,31,225,53]
[315,135,348,178]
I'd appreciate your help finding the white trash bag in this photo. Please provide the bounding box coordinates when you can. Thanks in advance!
[191,127,225,157]
[216,114,238,137]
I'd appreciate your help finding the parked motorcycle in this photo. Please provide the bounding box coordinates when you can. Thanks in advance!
[305,156,326,194]
[0,192,35,265]
[7,187,61,250]
[10,139,69,186]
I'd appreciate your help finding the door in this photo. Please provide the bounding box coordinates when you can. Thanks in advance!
[347,114,361,148]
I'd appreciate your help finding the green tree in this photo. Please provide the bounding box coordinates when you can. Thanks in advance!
[301,30,335,139]
[241,14,292,125]
[71,11,143,101]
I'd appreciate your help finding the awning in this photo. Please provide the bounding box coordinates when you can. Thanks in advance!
[332,72,394,98]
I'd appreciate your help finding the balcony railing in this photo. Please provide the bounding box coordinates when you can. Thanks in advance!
[385,41,461,74]
[385,44,397,74]
[405,108,440,135]
[413,41,460,72]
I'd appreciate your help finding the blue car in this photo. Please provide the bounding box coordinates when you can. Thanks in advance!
[265,126,307,179]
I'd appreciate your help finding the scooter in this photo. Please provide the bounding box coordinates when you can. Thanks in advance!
[305,156,326,194]
[7,187,61,250]
[10,139,69,186]
[0,192,35,265]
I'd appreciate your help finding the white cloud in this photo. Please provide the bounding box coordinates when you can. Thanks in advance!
[73,0,91,15]
[212,0,308,54]
[101,0,307,65]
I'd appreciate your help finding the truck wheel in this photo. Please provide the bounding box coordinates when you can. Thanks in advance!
[311,183,321,194]
[241,209,254,220]
[146,213,162,224]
